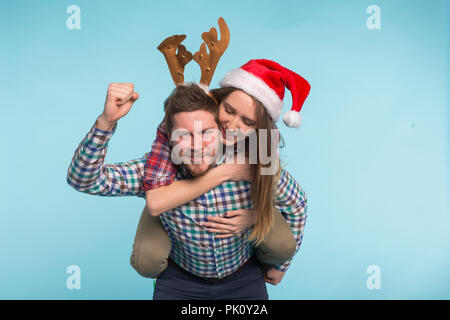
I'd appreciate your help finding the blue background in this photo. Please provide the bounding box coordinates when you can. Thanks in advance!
[1,0,448,299]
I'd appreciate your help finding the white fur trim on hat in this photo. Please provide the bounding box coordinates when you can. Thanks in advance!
[283,110,302,128]
[219,68,283,122]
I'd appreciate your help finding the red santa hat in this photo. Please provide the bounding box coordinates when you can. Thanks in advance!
[219,59,310,128]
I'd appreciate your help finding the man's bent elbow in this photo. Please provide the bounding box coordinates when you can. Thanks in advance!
[66,169,98,195]
[66,170,79,191]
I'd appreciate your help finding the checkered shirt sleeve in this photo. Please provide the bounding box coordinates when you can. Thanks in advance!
[66,122,146,197]
[273,169,308,272]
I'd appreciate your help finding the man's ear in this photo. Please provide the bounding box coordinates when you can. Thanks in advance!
[164,115,174,147]
[167,128,174,147]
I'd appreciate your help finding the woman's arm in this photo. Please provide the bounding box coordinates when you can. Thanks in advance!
[146,161,253,216]
[146,165,225,216]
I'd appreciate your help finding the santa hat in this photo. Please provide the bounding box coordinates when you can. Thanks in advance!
[219,59,310,128]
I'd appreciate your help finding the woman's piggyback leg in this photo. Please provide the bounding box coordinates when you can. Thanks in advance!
[130,207,171,278]
[255,208,296,265]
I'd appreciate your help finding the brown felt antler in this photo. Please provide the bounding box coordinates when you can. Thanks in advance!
[157,34,193,85]
[193,17,230,87]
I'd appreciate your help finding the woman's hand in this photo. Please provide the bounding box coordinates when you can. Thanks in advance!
[264,267,286,285]
[203,209,257,238]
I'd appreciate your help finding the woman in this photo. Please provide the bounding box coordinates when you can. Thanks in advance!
[130,59,310,285]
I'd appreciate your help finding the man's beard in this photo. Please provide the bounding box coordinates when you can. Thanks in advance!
[179,146,219,177]
[183,162,214,177]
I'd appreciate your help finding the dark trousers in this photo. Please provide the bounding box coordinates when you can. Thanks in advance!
[153,256,269,300]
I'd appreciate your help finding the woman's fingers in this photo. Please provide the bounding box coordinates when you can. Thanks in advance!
[213,234,234,239]
[206,227,230,234]
[206,216,235,225]
[205,210,255,238]
[224,209,246,217]
[203,222,236,233]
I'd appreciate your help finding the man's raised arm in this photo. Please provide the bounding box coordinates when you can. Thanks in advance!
[66,83,145,197]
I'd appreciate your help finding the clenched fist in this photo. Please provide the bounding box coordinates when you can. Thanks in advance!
[96,83,139,131]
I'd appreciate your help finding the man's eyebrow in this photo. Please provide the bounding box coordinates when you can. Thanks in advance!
[174,128,190,133]
[176,126,216,134]
[201,126,218,133]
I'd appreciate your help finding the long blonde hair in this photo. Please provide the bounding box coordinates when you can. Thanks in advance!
[210,87,284,245]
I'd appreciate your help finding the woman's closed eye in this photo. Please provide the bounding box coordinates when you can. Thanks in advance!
[225,104,256,127]
[225,104,235,114]
[242,117,256,126]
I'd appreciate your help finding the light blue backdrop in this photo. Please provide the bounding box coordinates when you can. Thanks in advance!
[1,0,448,299]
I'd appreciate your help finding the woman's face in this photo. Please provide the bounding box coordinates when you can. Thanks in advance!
[217,90,258,145]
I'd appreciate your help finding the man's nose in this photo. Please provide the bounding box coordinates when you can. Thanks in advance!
[191,133,201,150]
[192,132,214,150]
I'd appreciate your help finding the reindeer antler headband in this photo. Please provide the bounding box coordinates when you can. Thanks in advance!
[157,17,230,88]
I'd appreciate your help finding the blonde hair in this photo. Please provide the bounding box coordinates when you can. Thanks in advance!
[247,98,282,245]
[210,87,284,245]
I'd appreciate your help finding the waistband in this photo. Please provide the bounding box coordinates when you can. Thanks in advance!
[167,256,256,284]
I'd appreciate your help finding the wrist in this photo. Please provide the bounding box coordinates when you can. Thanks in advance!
[207,165,228,185]
[96,114,117,131]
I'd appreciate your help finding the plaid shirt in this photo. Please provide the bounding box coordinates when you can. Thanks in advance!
[143,120,178,191]
[67,121,308,278]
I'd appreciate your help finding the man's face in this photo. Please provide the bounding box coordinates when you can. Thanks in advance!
[170,110,221,177]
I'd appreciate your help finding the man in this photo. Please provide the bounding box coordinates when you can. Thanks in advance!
[67,82,307,299]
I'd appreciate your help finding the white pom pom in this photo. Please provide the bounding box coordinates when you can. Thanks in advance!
[283,110,302,128]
